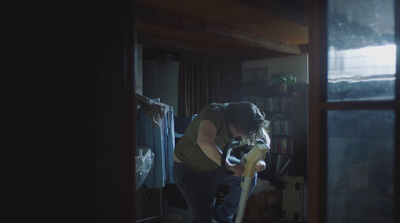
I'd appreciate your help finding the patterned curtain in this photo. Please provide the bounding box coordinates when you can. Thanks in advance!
[178,52,242,116]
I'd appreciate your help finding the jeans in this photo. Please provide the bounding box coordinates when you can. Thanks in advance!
[173,162,257,223]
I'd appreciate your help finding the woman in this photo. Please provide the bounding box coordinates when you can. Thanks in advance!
[173,102,270,223]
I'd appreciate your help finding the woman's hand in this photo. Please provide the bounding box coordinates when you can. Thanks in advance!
[256,160,266,172]
[226,162,245,177]
[226,160,266,176]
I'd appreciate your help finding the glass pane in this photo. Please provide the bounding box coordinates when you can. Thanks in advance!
[327,0,396,101]
[327,110,395,223]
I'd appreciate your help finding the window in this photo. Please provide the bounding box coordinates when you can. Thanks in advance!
[327,0,396,101]
[308,0,399,222]
[327,110,394,222]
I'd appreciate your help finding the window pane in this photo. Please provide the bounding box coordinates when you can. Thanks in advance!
[327,110,395,223]
[327,0,396,101]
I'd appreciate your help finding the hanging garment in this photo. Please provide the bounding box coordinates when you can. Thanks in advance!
[136,103,175,188]
[164,108,175,184]
[136,93,169,127]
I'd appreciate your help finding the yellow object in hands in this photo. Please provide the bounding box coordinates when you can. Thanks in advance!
[236,141,270,223]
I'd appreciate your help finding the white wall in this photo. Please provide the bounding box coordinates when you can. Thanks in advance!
[143,59,179,115]
[135,44,143,95]
[157,61,179,113]
[242,54,309,84]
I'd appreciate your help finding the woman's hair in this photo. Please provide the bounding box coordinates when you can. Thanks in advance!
[226,101,269,139]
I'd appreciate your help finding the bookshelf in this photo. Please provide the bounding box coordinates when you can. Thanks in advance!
[241,82,308,178]
[242,94,294,154]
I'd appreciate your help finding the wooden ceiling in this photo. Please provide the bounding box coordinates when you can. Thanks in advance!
[136,0,309,60]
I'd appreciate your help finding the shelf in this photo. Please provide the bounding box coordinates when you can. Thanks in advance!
[242,96,294,114]
[273,135,293,138]
[241,84,308,178]
[266,113,292,120]
[241,81,291,96]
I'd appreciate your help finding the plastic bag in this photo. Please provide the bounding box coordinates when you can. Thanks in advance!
[135,147,155,190]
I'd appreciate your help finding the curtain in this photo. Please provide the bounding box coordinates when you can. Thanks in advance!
[178,52,242,116]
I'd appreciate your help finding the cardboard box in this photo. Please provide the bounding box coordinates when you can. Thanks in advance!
[282,176,304,222]
[163,199,193,223]
[244,205,281,223]
[247,190,281,208]
[242,219,280,223]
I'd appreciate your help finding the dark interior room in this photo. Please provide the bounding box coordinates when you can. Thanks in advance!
[3,0,398,223]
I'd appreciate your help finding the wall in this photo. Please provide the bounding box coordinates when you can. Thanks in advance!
[140,54,308,115]
[242,54,308,84]
[143,58,179,115]
[135,44,143,95]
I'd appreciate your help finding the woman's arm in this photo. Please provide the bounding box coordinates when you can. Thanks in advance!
[197,120,222,166]
[197,120,244,176]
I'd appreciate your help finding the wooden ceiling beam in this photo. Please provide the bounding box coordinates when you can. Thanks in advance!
[238,50,296,61]
[138,33,237,58]
[137,4,301,54]
[233,0,308,27]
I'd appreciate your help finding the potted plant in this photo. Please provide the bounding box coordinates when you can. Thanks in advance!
[269,73,297,92]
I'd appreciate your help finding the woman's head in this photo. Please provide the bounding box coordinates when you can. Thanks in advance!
[226,101,269,139]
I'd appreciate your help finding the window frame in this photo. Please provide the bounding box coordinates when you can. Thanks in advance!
[307,0,400,222]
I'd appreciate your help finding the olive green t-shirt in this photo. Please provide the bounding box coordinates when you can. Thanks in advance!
[174,103,234,172]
